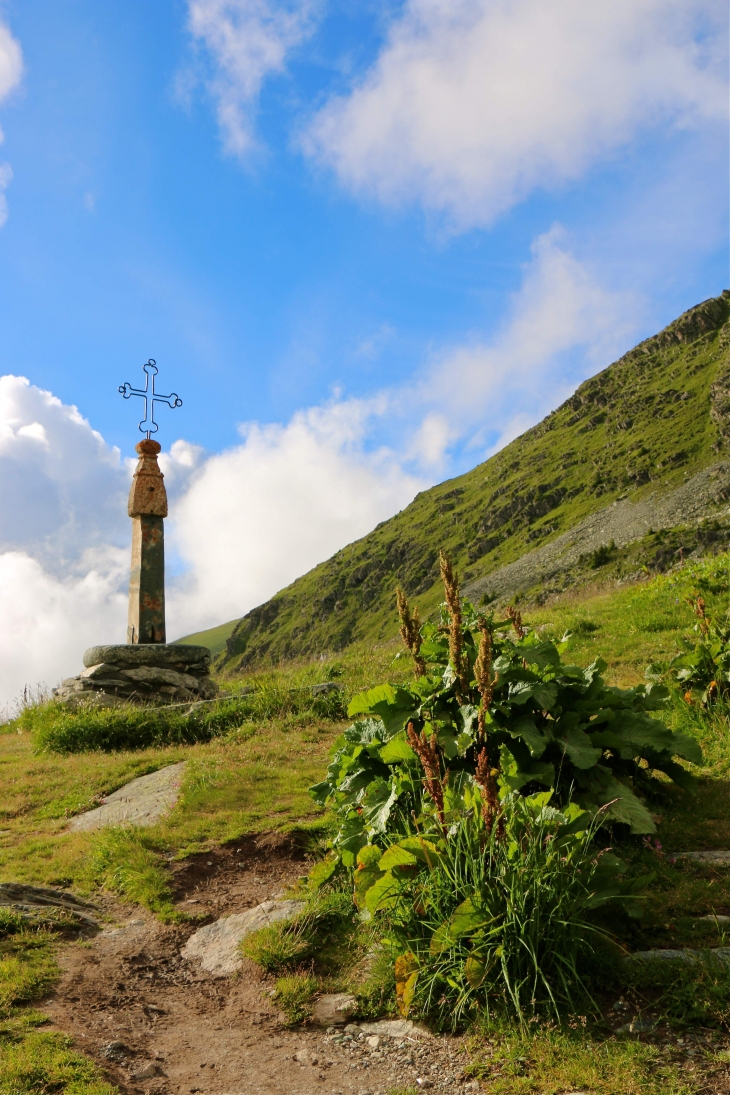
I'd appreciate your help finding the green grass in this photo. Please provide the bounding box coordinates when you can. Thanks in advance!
[0,916,118,1095]
[0,1023,117,1095]
[273,972,318,1024]
[173,616,240,657]
[467,1022,696,1095]
[14,671,347,754]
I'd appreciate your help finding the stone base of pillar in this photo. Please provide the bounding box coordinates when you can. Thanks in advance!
[53,643,218,706]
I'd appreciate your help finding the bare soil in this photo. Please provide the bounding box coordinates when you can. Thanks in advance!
[38,833,467,1095]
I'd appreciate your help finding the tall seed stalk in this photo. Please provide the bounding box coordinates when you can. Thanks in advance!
[407,721,447,833]
[474,616,495,742]
[396,587,426,677]
[439,550,470,698]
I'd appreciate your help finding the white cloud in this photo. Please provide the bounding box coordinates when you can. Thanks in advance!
[0,379,423,707]
[0,19,22,102]
[0,18,22,229]
[0,376,128,568]
[166,398,424,636]
[186,0,316,156]
[0,551,127,717]
[304,0,727,227]
[420,227,640,431]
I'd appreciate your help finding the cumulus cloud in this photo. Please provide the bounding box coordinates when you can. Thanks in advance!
[304,0,727,227]
[0,551,127,716]
[186,0,317,155]
[0,380,423,707]
[0,375,128,568]
[165,398,424,636]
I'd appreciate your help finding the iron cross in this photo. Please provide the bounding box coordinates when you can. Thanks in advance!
[118,359,182,438]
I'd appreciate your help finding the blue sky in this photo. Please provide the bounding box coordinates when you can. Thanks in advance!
[0,0,727,704]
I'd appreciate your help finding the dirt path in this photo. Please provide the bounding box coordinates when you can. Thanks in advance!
[39,834,469,1095]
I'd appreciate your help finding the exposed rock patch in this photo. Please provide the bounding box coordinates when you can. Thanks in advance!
[181,898,307,977]
[67,762,186,832]
[466,462,730,605]
[310,992,357,1027]
[0,882,99,927]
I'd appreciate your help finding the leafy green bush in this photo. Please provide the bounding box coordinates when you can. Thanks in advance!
[354,791,636,1028]
[312,554,702,856]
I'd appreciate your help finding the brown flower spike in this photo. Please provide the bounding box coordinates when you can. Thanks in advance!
[474,616,495,742]
[475,746,500,833]
[396,587,426,678]
[439,550,470,697]
[407,721,446,831]
[688,594,710,637]
[506,605,526,640]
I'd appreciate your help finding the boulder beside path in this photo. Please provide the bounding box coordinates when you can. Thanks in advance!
[181,899,307,977]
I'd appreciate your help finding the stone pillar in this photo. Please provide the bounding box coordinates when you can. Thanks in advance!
[127,439,168,644]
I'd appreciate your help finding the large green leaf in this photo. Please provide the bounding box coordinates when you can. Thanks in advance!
[379,732,417,764]
[508,680,558,708]
[590,777,656,834]
[519,640,562,671]
[354,844,385,908]
[364,869,402,914]
[360,778,399,834]
[556,724,602,770]
[348,685,420,738]
[509,717,548,758]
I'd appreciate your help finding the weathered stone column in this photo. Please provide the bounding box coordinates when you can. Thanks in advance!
[127,439,167,644]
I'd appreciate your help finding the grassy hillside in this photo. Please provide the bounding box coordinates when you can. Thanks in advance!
[174,616,239,657]
[209,291,730,673]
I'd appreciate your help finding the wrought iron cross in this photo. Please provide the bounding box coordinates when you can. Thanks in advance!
[118,359,182,438]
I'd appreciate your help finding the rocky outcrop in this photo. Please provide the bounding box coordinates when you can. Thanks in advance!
[54,643,217,705]
[465,461,730,606]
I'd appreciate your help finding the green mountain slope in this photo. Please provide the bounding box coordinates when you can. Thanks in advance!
[206,291,730,672]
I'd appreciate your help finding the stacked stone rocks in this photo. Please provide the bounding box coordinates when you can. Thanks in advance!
[53,643,217,706]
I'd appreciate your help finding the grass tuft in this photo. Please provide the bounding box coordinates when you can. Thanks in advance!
[88,827,177,919]
[274,972,318,1024]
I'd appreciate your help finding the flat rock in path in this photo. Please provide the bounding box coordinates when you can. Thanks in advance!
[628,947,730,963]
[67,763,186,832]
[675,850,730,865]
[181,899,306,977]
[0,882,99,927]
[351,1018,432,1039]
